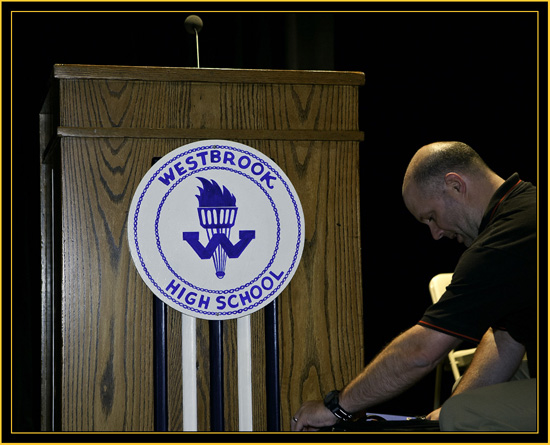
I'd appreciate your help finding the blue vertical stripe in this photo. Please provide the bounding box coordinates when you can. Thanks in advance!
[209,320,224,431]
[265,300,281,431]
[151,157,169,432]
[153,298,168,431]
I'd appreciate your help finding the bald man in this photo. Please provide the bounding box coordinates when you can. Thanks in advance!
[291,142,537,432]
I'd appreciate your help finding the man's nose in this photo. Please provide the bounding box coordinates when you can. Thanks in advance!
[429,223,445,240]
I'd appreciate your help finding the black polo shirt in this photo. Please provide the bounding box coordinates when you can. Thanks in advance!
[419,173,537,377]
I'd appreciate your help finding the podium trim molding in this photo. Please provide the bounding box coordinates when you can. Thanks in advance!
[56,126,365,142]
[53,64,366,86]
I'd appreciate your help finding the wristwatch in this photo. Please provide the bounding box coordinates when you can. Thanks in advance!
[323,390,353,421]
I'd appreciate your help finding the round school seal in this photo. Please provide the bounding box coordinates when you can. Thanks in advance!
[128,140,305,320]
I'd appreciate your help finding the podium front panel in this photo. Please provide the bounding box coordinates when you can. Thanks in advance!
[41,65,364,431]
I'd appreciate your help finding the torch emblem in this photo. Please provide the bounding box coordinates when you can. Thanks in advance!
[182,177,255,279]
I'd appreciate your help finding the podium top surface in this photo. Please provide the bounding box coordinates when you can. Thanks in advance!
[53,64,365,86]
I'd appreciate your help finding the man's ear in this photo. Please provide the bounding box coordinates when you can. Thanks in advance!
[444,172,466,196]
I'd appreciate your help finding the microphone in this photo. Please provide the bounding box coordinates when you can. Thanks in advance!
[185,15,203,68]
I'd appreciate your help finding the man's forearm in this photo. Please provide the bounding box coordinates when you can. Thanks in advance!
[339,325,460,413]
[451,328,526,396]
[291,325,461,431]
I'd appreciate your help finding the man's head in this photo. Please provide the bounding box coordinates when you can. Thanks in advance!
[402,141,503,247]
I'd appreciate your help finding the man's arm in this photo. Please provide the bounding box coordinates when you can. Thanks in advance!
[453,327,526,394]
[426,327,526,420]
[291,325,461,431]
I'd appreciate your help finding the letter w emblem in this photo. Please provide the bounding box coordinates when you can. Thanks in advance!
[182,231,255,259]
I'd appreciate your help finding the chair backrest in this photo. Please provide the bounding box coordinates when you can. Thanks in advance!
[429,273,453,304]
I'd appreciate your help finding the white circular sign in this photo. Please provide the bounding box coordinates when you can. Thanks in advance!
[128,140,305,320]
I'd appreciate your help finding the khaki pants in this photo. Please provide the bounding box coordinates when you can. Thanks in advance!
[439,378,537,432]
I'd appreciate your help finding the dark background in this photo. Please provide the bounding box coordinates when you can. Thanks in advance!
[5,1,547,434]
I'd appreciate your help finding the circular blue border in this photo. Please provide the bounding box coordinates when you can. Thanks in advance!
[132,143,303,317]
[154,166,281,294]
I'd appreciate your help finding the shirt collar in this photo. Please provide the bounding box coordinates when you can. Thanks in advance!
[479,173,522,233]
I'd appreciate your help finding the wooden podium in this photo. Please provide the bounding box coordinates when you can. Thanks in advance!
[40,64,364,431]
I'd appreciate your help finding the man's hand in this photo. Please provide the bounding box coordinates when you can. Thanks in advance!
[291,400,337,432]
[425,407,441,421]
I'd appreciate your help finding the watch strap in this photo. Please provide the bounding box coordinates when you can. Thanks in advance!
[323,390,353,421]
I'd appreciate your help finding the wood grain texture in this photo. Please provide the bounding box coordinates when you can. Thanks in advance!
[59,79,360,132]
[60,137,157,430]
[166,308,183,431]
[54,64,365,86]
[45,66,363,431]
[250,139,363,431]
